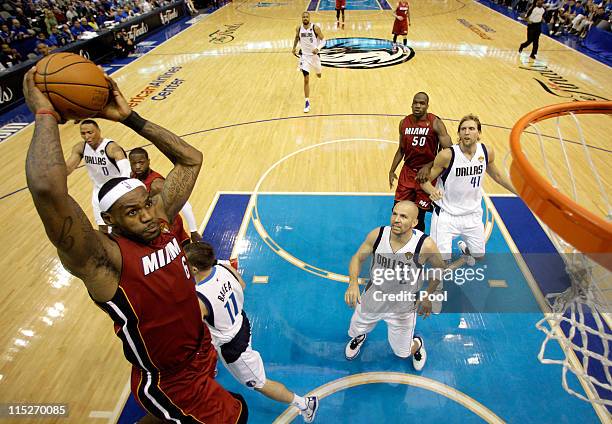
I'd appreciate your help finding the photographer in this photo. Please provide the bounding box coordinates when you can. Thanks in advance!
[112,28,135,58]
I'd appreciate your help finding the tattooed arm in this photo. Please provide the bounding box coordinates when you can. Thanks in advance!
[23,68,120,302]
[138,121,202,221]
[98,77,203,222]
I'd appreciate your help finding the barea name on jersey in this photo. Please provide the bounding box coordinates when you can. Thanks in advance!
[142,238,181,275]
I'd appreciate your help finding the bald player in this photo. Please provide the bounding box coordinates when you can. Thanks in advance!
[292,11,325,113]
[389,92,452,232]
[343,201,446,370]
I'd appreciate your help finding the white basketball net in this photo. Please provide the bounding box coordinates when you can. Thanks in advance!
[514,112,612,407]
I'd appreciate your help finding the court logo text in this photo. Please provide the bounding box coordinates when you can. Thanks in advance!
[477,23,496,33]
[321,37,415,69]
[253,2,288,7]
[519,63,609,101]
[209,23,244,44]
[457,19,493,40]
[128,67,185,107]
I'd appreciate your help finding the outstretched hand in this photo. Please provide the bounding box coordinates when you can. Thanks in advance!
[96,75,132,122]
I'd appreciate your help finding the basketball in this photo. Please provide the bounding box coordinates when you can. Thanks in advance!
[34,53,110,120]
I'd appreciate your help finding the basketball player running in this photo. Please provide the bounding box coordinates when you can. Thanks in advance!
[65,119,131,232]
[421,114,517,262]
[185,242,320,423]
[336,0,346,28]
[292,12,325,113]
[389,92,452,232]
[129,147,202,244]
[392,0,410,46]
[344,201,446,368]
[23,68,247,424]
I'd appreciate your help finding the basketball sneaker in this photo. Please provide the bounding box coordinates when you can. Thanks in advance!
[304,99,310,113]
[458,240,475,266]
[345,334,367,360]
[412,336,427,371]
[300,396,319,423]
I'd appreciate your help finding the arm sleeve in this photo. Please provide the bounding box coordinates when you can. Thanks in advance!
[181,201,198,232]
[116,158,132,178]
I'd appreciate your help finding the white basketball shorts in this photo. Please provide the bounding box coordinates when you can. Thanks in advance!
[430,208,485,260]
[348,302,417,358]
[299,53,322,75]
[219,340,267,389]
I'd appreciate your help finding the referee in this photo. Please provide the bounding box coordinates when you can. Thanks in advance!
[519,0,546,60]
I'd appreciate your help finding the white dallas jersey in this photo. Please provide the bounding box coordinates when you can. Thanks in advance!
[299,23,318,56]
[435,143,488,216]
[362,227,427,313]
[195,264,244,346]
[83,138,126,189]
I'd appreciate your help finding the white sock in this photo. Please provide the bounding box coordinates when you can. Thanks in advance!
[292,394,307,410]
[305,97,309,102]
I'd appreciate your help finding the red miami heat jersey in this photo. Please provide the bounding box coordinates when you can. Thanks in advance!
[94,226,243,423]
[400,113,441,170]
[395,2,408,20]
[136,169,164,192]
[132,169,190,245]
[96,225,206,371]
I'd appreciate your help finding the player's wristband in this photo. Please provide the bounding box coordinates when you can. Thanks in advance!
[36,109,61,122]
[121,111,147,132]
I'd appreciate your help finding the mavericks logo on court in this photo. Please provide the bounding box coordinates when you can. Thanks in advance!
[320,37,415,69]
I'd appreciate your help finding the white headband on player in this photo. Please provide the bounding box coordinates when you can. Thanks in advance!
[99,178,146,212]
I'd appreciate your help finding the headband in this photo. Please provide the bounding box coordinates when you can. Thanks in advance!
[99,178,146,212]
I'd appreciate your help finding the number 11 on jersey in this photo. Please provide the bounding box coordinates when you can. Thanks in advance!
[224,292,239,324]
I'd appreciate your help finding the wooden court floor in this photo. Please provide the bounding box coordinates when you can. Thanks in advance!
[0,0,610,422]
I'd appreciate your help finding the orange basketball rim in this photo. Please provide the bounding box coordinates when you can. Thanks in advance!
[509,101,612,270]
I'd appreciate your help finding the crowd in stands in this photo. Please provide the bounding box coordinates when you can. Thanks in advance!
[500,0,611,38]
[0,0,179,70]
